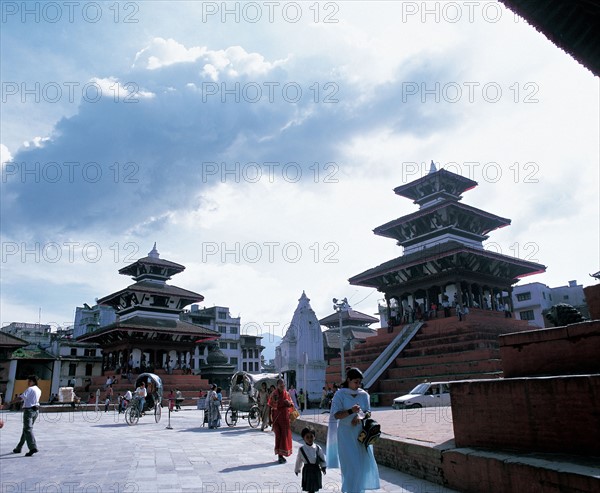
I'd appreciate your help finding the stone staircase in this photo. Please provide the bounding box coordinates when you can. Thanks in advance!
[326,308,531,406]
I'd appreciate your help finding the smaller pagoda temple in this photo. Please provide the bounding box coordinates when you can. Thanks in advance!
[78,244,219,373]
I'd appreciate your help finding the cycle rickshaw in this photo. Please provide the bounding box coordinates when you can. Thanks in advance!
[224,371,280,428]
[124,372,163,425]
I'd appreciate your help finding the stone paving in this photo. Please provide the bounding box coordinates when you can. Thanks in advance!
[0,406,457,493]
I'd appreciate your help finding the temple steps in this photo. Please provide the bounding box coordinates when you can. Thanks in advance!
[326,310,531,406]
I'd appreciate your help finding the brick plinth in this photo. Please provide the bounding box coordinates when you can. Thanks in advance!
[450,375,600,455]
[499,320,600,378]
[443,448,600,493]
[584,284,600,320]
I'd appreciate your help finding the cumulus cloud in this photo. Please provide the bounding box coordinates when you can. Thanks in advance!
[1,39,456,241]
[134,37,207,70]
[1,144,13,165]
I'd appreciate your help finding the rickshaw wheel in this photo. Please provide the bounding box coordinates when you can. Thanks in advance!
[225,407,237,427]
[154,403,162,423]
[248,405,260,428]
[126,406,140,425]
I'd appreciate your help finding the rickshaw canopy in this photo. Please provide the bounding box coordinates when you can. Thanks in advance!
[229,371,281,412]
[135,372,163,401]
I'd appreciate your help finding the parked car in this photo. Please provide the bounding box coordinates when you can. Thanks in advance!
[392,382,451,409]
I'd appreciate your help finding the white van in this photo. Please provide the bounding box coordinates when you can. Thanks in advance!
[392,382,451,409]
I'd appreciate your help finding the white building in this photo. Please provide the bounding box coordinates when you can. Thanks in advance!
[182,305,262,372]
[275,292,326,405]
[512,280,589,328]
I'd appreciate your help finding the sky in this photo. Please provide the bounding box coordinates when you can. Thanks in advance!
[1,1,599,341]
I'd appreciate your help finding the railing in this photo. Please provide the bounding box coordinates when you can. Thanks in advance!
[362,322,424,389]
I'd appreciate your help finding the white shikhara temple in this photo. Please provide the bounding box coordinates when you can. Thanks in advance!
[275,292,326,404]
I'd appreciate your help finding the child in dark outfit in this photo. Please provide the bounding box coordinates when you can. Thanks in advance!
[295,427,326,493]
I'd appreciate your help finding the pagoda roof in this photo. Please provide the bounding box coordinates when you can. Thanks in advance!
[323,327,378,349]
[0,331,29,349]
[118,256,186,278]
[498,0,600,76]
[76,316,220,344]
[98,281,204,308]
[11,347,56,360]
[393,168,478,204]
[319,309,379,327]
[374,201,511,241]
[349,240,546,289]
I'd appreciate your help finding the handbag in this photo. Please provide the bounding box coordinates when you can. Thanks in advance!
[357,416,381,448]
[289,407,300,423]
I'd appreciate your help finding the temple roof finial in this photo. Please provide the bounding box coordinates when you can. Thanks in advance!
[148,242,160,259]
[428,160,437,174]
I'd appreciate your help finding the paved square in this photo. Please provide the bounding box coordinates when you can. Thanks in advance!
[1,408,457,493]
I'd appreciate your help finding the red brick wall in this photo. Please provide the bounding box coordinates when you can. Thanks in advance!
[499,320,600,377]
[584,284,600,320]
[450,375,600,455]
[443,449,600,493]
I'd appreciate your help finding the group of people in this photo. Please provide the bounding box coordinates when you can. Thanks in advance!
[8,370,380,493]
[267,370,379,493]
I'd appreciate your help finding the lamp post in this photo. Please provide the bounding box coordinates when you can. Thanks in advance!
[333,297,350,381]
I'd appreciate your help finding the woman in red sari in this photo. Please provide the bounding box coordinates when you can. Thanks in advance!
[268,378,294,463]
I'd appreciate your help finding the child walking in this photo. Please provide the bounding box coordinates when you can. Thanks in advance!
[295,427,326,493]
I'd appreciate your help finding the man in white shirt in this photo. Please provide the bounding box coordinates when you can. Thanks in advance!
[13,375,42,456]
[135,382,147,414]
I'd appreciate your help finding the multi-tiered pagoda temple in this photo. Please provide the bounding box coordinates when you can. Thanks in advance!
[78,244,219,372]
[349,163,546,324]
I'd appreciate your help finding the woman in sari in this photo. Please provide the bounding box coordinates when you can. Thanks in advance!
[205,384,220,429]
[326,368,380,493]
[268,378,294,463]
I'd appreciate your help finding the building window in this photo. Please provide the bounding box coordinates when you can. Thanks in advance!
[542,292,546,299]
[85,363,93,375]
[85,349,96,357]
[243,362,247,371]
[218,325,226,334]
[255,362,260,372]
[230,357,238,365]
[230,343,238,350]
[516,292,531,302]
[519,310,535,321]
[242,349,247,359]
[70,348,77,356]
[218,311,227,320]
[229,326,238,334]
[68,363,77,376]
[563,295,569,300]
[219,342,227,349]
[254,349,259,358]
[549,294,552,301]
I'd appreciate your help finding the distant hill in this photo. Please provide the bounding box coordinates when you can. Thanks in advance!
[259,332,282,361]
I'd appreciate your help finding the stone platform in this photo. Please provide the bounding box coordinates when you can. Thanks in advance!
[293,406,600,493]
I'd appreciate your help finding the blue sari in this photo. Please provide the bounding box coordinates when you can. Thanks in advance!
[326,388,380,493]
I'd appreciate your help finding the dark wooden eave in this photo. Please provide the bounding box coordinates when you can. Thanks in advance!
[498,0,600,76]
[349,241,546,289]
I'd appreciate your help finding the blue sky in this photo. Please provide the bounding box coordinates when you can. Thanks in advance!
[1,1,598,336]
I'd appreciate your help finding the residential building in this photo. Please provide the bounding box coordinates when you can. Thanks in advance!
[512,280,590,327]
[182,305,254,371]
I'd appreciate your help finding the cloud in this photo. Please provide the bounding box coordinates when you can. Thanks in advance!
[1,40,460,242]
[134,37,207,70]
[134,38,288,81]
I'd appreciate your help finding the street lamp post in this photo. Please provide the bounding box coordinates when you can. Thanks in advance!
[333,297,350,381]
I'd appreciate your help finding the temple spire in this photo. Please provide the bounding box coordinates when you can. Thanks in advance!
[148,242,160,259]
[428,160,437,174]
